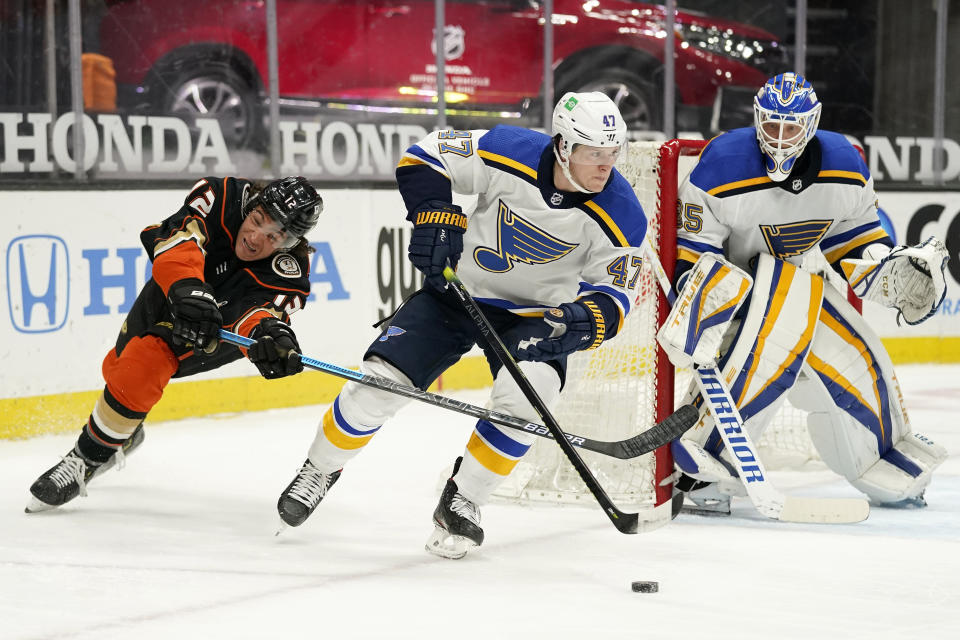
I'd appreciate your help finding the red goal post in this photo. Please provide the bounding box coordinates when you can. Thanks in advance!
[651,138,709,502]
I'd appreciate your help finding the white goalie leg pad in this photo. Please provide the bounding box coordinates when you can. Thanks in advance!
[807,410,947,505]
[658,253,753,368]
[841,237,949,325]
[307,356,414,471]
[801,285,947,504]
[454,361,561,506]
[697,255,825,453]
[672,256,824,492]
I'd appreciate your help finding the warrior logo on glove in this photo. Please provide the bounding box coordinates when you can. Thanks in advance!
[407,200,468,290]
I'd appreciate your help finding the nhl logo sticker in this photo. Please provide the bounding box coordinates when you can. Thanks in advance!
[272,253,301,278]
[550,192,563,206]
[431,25,465,61]
[792,178,803,191]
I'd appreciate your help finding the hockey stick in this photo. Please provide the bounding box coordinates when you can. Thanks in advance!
[441,268,650,534]
[218,329,696,461]
[643,242,869,523]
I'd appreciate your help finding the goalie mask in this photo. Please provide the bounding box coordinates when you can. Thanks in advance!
[552,91,628,193]
[754,72,822,182]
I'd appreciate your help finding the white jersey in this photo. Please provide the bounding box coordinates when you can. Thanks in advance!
[397,125,648,329]
[676,128,890,280]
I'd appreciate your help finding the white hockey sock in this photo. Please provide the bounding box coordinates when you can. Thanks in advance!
[307,357,414,471]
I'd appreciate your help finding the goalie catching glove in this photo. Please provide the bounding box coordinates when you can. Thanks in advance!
[841,237,949,325]
[407,201,468,290]
[657,254,753,368]
[247,317,303,379]
[517,299,606,362]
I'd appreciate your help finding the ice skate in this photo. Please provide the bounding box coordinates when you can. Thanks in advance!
[425,458,484,559]
[277,459,342,527]
[685,481,733,516]
[676,473,732,517]
[26,426,146,513]
[26,450,98,513]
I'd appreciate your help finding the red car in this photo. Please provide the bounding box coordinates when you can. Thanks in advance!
[100,0,786,148]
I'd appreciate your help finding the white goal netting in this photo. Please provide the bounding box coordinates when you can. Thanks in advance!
[490,140,694,509]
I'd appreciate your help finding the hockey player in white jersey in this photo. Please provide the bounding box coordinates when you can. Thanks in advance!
[276,92,650,558]
[659,72,949,512]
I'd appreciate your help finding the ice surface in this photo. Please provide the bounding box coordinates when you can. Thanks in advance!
[1,365,958,639]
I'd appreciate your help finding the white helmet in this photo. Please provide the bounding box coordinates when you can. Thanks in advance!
[552,91,628,193]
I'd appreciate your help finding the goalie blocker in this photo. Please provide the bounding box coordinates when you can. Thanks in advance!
[669,253,947,507]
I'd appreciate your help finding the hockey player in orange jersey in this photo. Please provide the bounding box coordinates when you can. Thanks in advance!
[26,176,323,513]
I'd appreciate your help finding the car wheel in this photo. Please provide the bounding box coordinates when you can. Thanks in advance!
[153,61,261,149]
[562,69,660,132]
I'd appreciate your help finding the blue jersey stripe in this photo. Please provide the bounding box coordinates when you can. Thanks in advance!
[577,282,630,315]
[821,221,882,251]
[678,237,723,255]
[406,144,445,171]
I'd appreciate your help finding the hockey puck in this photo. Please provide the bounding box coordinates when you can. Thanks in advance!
[631,581,659,593]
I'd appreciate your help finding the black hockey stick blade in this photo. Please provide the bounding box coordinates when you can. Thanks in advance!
[442,268,646,534]
[609,403,698,459]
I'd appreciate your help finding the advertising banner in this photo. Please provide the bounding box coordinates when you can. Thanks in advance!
[1,186,957,437]
[0,187,416,398]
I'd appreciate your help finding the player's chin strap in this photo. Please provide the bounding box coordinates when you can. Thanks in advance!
[553,145,595,194]
[841,237,949,326]
[642,241,870,524]
[218,329,696,462]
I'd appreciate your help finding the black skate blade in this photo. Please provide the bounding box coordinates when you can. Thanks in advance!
[681,502,732,517]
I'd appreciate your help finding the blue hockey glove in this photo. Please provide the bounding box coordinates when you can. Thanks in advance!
[407,201,467,290]
[517,301,605,362]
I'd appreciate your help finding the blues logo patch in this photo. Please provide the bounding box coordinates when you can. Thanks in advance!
[473,200,578,273]
[759,219,833,259]
[378,325,407,342]
[272,253,302,278]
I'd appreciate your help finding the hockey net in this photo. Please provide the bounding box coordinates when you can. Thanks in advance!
[490,138,835,512]
[490,139,703,510]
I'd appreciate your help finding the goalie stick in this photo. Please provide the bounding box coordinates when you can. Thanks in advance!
[218,329,696,461]
[643,242,870,524]
[441,268,656,535]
